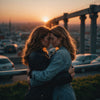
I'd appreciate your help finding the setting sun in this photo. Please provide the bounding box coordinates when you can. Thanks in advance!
[42,16,49,23]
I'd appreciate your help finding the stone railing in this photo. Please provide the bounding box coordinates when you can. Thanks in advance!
[46,5,100,54]
[0,63,100,77]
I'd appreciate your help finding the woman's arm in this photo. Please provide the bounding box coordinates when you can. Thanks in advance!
[31,50,71,82]
[49,66,75,86]
[30,66,75,87]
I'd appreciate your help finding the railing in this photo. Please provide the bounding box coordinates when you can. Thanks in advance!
[46,5,100,54]
[47,5,100,23]
[0,69,27,77]
[75,63,100,73]
[0,63,100,77]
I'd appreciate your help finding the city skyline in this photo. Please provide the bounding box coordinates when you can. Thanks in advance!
[0,0,100,24]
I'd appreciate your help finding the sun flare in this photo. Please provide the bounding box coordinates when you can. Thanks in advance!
[43,16,49,23]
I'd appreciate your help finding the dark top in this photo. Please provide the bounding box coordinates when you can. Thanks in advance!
[28,50,50,71]
[28,49,72,87]
[25,49,72,100]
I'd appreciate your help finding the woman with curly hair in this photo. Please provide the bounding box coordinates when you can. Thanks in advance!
[30,25,77,100]
[22,25,75,100]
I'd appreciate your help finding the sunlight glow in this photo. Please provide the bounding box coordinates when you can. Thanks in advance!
[42,16,49,23]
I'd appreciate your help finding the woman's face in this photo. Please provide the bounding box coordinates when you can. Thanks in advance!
[50,33,62,47]
[41,33,50,48]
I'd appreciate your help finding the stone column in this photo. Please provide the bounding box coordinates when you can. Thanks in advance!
[63,13,68,30]
[89,5,98,54]
[80,15,86,54]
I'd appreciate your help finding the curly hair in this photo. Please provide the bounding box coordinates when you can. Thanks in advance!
[50,25,77,60]
[22,26,50,65]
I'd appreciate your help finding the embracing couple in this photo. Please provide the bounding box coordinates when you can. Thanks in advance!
[22,25,77,100]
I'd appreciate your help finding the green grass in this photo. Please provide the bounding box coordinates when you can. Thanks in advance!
[0,81,28,100]
[72,74,100,100]
[0,74,100,100]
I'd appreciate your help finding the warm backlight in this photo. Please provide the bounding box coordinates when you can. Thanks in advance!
[43,16,49,22]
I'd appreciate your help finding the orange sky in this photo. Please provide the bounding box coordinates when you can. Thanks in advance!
[0,0,100,24]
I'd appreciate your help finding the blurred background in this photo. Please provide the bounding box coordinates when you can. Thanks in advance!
[0,0,100,84]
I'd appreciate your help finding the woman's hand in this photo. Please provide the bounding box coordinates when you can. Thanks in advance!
[27,76,31,89]
[68,66,75,79]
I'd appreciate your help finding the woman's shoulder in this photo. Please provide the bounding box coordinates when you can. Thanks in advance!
[52,47,65,59]
[29,50,49,59]
[55,46,71,59]
[57,46,69,54]
[29,51,41,58]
